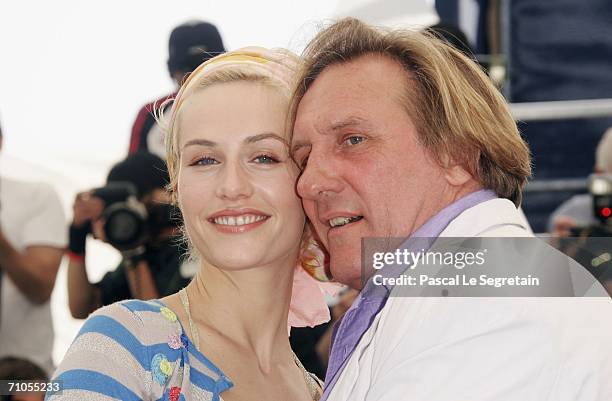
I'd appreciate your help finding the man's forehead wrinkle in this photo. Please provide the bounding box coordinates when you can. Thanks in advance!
[297,74,377,140]
[329,116,370,131]
[298,108,330,139]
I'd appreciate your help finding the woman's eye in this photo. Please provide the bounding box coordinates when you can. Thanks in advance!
[253,154,279,164]
[192,157,218,166]
[344,135,365,146]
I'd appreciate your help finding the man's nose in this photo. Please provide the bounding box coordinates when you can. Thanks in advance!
[297,151,344,200]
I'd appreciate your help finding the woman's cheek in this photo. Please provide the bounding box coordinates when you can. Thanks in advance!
[277,179,306,225]
[178,174,211,219]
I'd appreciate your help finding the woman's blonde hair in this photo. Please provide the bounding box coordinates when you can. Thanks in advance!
[289,18,531,206]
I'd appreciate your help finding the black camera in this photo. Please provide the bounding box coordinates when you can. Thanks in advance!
[589,174,612,228]
[92,182,179,251]
[561,174,612,282]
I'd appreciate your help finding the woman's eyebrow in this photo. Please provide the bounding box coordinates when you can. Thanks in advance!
[245,132,288,147]
[182,138,217,151]
[181,133,287,151]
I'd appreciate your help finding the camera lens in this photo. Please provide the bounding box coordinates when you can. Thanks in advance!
[103,204,147,250]
[107,210,140,241]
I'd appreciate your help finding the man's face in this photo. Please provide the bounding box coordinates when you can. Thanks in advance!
[292,55,456,289]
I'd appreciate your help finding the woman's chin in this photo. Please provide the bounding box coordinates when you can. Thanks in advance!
[199,248,272,272]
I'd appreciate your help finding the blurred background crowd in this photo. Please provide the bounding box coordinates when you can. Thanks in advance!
[1,1,611,398]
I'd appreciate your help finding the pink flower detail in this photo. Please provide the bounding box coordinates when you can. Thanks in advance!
[168,333,182,350]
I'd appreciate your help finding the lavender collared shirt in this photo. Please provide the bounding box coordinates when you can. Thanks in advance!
[321,189,498,400]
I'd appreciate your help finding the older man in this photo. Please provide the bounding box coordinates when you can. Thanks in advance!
[290,18,612,401]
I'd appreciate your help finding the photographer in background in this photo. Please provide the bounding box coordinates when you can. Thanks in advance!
[0,120,66,376]
[128,20,225,157]
[549,127,612,234]
[67,152,191,319]
[549,128,612,295]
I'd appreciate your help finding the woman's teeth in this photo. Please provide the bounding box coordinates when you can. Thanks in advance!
[213,214,267,226]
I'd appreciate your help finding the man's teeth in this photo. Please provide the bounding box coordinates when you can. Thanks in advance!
[329,216,361,228]
[213,214,267,226]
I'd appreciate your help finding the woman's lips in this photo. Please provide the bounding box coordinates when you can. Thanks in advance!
[208,210,270,234]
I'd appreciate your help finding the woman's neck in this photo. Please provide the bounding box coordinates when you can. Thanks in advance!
[185,251,297,368]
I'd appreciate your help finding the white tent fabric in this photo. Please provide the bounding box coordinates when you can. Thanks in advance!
[335,0,439,28]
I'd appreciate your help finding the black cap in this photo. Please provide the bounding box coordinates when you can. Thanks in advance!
[427,23,473,57]
[167,20,225,77]
[107,152,169,198]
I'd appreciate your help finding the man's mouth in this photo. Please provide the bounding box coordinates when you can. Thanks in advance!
[328,216,363,228]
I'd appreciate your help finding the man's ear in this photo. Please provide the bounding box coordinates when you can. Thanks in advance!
[438,152,474,187]
[444,164,473,187]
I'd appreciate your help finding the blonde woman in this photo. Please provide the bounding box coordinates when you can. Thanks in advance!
[48,47,333,401]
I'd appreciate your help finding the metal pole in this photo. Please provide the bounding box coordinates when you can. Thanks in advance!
[510,98,612,122]
[524,178,588,193]
[500,0,512,100]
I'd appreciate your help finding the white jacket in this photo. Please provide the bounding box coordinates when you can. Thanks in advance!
[328,198,612,401]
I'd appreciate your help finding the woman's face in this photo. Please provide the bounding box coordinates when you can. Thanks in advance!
[177,81,305,270]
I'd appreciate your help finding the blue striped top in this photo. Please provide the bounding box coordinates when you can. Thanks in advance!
[46,299,233,401]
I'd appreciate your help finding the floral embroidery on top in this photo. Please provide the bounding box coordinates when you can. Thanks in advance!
[152,353,172,385]
[180,333,189,350]
[168,333,182,350]
[168,386,181,401]
[160,359,173,376]
[160,306,178,322]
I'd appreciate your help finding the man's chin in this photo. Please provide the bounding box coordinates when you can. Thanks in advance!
[329,254,366,290]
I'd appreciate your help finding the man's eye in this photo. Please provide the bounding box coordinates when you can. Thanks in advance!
[344,136,365,146]
[253,154,279,164]
[192,157,218,166]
